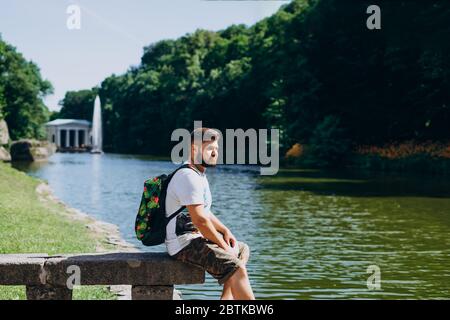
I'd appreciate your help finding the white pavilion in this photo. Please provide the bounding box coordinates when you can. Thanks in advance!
[45,119,92,150]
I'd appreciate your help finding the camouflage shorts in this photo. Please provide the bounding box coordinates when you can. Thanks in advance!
[171,237,250,285]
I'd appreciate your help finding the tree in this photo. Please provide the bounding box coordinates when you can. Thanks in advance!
[57,89,98,121]
[56,0,450,160]
[0,36,53,140]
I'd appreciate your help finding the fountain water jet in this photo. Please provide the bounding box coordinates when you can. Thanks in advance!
[91,95,103,154]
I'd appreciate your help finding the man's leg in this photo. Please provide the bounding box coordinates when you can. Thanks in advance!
[226,266,255,300]
[222,241,252,300]
[172,238,254,300]
[220,281,233,300]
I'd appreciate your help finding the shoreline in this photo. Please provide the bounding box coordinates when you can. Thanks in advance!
[34,181,139,299]
[1,161,184,300]
[35,182,137,253]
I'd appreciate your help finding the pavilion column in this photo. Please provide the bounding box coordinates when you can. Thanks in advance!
[56,128,60,147]
[85,129,88,146]
[65,130,70,148]
[75,130,79,147]
[59,129,63,148]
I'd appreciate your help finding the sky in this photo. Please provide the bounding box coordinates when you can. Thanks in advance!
[0,0,289,112]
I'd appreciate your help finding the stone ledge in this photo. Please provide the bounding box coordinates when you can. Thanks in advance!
[0,254,49,285]
[0,252,205,286]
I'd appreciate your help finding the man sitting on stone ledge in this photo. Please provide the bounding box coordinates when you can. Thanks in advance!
[165,127,255,300]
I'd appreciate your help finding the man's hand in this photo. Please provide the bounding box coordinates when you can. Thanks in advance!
[223,229,238,250]
[187,204,230,251]
[224,244,239,258]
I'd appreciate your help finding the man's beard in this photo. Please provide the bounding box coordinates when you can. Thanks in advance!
[201,159,217,167]
[194,154,217,167]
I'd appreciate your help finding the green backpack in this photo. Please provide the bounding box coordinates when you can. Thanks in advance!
[135,164,195,246]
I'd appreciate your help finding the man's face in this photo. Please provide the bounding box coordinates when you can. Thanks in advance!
[192,140,219,167]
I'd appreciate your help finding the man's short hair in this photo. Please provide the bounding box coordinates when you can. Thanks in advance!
[190,127,220,145]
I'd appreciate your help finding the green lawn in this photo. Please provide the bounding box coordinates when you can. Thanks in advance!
[0,162,116,300]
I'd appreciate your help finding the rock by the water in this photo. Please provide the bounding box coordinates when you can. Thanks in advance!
[0,119,10,145]
[0,146,11,162]
[10,139,56,162]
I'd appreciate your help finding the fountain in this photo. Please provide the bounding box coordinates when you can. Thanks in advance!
[90,95,103,154]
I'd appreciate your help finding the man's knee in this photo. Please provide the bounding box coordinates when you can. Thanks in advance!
[239,241,250,263]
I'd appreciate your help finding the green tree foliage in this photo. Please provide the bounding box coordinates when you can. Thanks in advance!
[0,86,5,119]
[58,89,98,121]
[0,36,53,139]
[56,0,450,162]
[304,115,352,168]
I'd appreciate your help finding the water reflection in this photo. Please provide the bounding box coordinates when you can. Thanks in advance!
[91,154,101,214]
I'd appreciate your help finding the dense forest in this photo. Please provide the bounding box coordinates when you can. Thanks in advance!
[4,0,450,169]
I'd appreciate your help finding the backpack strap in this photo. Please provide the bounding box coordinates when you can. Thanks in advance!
[167,206,186,221]
[166,163,202,221]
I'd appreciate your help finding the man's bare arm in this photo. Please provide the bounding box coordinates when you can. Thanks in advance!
[187,204,229,251]
[209,212,229,235]
[209,211,238,249]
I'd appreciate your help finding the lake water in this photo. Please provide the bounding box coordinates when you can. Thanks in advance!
[13,153,450,299]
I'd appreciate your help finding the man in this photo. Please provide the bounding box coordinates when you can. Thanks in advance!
[165,127,255,300]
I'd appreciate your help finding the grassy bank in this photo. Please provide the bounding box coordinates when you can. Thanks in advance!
[349,154,450,176]
[352,142,450,175]
[0,162,116,300]
[283,141,450,176]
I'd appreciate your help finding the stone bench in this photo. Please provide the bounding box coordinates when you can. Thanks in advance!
[0,252,205,300]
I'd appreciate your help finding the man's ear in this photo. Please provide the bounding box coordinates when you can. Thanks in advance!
[192,143,202,154]
[191,143,199,163]
[192,143,205,165]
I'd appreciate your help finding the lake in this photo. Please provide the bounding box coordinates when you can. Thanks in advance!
[13,153,450,299]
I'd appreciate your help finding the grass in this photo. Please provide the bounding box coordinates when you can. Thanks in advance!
[0,161,116,300]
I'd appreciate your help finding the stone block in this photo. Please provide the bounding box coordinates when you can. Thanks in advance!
[0,119,9,145]
[0,146,11,162]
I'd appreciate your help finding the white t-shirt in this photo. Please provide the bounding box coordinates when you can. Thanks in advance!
[165,162,212,256]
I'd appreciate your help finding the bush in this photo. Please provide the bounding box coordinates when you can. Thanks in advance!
[302,115,352,168]
[351,154,450,175]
